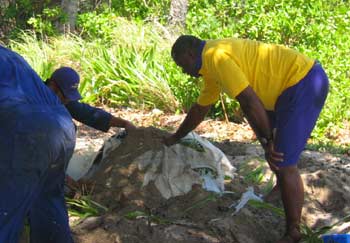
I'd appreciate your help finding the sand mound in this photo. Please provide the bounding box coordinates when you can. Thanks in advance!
[70,127,350,243]
[71,127,284,243]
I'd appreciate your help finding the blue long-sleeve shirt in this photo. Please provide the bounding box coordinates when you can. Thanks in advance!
[65,101,112,132]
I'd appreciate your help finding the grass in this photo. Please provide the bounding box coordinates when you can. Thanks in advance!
[183,193,218,214]
[66,196,107,222]
[9,28,186,112]
[124,210,172,225]
[300,214,350,243]
[248,200,284,217]
[77,42,179,111]
[248,201,350,242]
[239,157,275,194]
[4,0,350,147]
[8,7,350,146]
[306,142,349,155]
[9,32,57,79]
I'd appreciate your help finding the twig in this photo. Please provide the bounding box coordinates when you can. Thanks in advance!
[220,94,229,123]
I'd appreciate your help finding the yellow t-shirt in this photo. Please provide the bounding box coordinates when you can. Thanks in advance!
[197,38,315,110]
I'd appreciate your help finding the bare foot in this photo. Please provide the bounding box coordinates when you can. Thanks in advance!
[276,235,295,243]
[276,234,301,243]
[277,228,302,243]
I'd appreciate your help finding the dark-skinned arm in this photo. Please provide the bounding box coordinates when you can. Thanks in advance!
[109,116,136,131]
[236,86,272,145]
[236,86,283,169]
[163,103,211,146]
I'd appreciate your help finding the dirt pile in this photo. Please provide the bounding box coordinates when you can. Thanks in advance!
[71,127,285,243]
[69,110,350,243]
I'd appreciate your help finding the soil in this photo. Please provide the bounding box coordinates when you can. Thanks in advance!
[68,107,350,243]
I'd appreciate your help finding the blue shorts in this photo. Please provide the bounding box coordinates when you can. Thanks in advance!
[267,62,329,167]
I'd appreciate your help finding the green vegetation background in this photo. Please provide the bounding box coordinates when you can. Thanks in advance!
[1,0,349,149]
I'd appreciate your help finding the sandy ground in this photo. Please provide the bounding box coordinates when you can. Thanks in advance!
[66,107,350,243]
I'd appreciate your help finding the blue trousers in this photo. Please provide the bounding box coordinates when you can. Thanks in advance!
[0,105,76,243]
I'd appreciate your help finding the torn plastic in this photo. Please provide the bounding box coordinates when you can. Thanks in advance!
[230,187,263,215]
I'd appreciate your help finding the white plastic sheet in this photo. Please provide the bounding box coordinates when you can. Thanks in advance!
[230,187,263,215]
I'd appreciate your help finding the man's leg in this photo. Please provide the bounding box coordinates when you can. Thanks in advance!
[22,106,76,243]
[273,62,329,242]
[277,166,303,242]
[28,163,74,243]
[264,172,281,203]
[0,169,41,243]
[29,137,75,243]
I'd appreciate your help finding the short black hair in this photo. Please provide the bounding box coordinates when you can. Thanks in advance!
[171,35,202,60]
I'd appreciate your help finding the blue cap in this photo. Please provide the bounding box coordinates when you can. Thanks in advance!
[51,67,82,101]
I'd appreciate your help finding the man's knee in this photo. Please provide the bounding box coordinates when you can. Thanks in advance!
[277,165,299,177]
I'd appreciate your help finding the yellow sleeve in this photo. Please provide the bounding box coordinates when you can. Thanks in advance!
[197,77,221,106]
[213,51,249,98]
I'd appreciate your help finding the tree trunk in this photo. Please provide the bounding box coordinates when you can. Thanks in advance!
[0,0,15,41]
[168,0,189,33]
[60,0,79,33]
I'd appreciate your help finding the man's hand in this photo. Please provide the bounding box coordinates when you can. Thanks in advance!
[110,116,137,131]
[264,140,284,172]
[162,103,211,147]
[236,86,283,171]
[124,121,137,132]
[163,134,180,147]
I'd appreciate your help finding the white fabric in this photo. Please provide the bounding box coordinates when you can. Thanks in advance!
[66,135,121,181]
[66,149,96,181]
[135,132,235,199]
[66,131,235,199]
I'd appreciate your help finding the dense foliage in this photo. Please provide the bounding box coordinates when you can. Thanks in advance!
[3,0,350,146]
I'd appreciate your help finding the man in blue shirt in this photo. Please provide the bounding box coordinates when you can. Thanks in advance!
[46,67,136,132]
[0,46,76,242]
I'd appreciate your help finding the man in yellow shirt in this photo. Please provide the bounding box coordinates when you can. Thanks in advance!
[164,35,329,243]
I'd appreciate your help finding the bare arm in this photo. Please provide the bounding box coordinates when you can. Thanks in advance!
[236,86,273,145]
[164,103,211,146]
[236,86,283,168]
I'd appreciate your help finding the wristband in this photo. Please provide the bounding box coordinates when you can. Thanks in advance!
[260,136,273,147]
